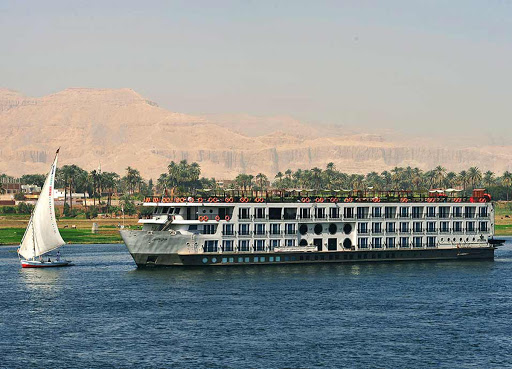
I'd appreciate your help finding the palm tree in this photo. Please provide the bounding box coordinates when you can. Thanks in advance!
[445,172,457,188]
[468,167,482,189]
[255,173,269,190]
[483,171,495,188]
[501,171,512,201]
[124,166,142,194]
[390,167,404,190]
[274,172,284,188]
[234,174,254,191]
[433,165,447,188]
[458,170,469,191]
[101,172,120,211]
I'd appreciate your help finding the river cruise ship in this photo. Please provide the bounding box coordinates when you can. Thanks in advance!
[120,188,497,267]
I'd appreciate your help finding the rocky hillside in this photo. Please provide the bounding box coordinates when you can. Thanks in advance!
[1,88,511,179]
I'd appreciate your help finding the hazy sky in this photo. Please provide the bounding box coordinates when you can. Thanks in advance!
[2,0,512,138]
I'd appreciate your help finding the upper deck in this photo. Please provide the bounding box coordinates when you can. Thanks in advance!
[143,188,491,205]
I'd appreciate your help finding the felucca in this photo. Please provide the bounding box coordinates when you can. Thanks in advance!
[18,149,72,268]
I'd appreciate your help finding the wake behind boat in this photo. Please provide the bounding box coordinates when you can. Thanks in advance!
[17,149,72,268]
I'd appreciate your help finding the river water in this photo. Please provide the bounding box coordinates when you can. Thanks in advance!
[1,240,512,368]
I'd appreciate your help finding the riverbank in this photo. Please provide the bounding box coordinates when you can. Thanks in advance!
[0,214,139,245]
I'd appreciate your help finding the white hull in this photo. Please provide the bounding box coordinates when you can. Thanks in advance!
[20,259,73,268]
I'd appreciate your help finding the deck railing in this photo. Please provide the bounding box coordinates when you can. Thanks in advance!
[143,189,487,204]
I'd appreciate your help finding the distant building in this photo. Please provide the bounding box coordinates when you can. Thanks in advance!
[53,189,89,199]
[216,179,235,189]
[0,178,21,194]
[21,184,42,194]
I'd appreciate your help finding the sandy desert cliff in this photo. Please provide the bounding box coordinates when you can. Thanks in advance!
[1,87,511,179]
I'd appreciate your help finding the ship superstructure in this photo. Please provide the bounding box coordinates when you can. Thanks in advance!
[120,189,496,267]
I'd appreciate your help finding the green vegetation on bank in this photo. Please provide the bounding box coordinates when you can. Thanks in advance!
[0,227,123,246]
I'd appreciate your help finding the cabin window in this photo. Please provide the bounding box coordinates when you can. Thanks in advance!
[385,207,396,219]
[271,224,281,235]
[479,221,488,232]
[372,207,382,218]
[239,207,250,219]
[358,237,368,249]
[386,237,396,248]
[466,221,475,232]
[479,207,488,217]
[285,239,296,247]
[386,222,395,233]
[203,225,216,235]
[439,206,450,218]
[239,223,250,235]
[329,207,340,219]
[204,240,218,252]
[268,208,282,220]
[315,208,326,219]
[271,239,280,250]
[223,240,234,252]
[426,206,436,217]
[283,208,297,220]
[440,221,449,232]
[412,207,423,219]
[413,236,423,248]
[174,208,181,214]
[285,223,296,235]
[255,224,266,235]
[372,222,382,234]
[238,240,250,252]
[453,206,462,217]
[255,240,265,251]
[400,237,409,248]
[188,225,198,231]
[255,208,265,219]
[358,222,368,234]
[223,224,234,235]
[400,222,409,232]
[427,222,436,232]
[464,207,475,218]
[372,237,382,248]
[357,207,369,219]
[413,222,422,233]
[427,236,436,247]
[453,221,462,232]
[344,207,354,218]
[300,208,311,219]
[399,207,409,217]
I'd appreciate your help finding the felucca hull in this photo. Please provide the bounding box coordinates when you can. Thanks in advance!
[21,260,73,268]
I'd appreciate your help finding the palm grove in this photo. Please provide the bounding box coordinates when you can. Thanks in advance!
[2,162,512,217]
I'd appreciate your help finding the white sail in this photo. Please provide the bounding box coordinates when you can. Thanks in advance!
[18,151,65,260]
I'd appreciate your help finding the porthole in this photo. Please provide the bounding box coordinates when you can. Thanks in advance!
[202,258,208,264]
[329,223,337,235]
[202,210,206,213]
[299,239,308,246]
[343,224,352,234]
[212,257,217,263]
[210,210,213,213]
[314,224,323,235]
[299,224,308,235]
[343,238,352,249]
